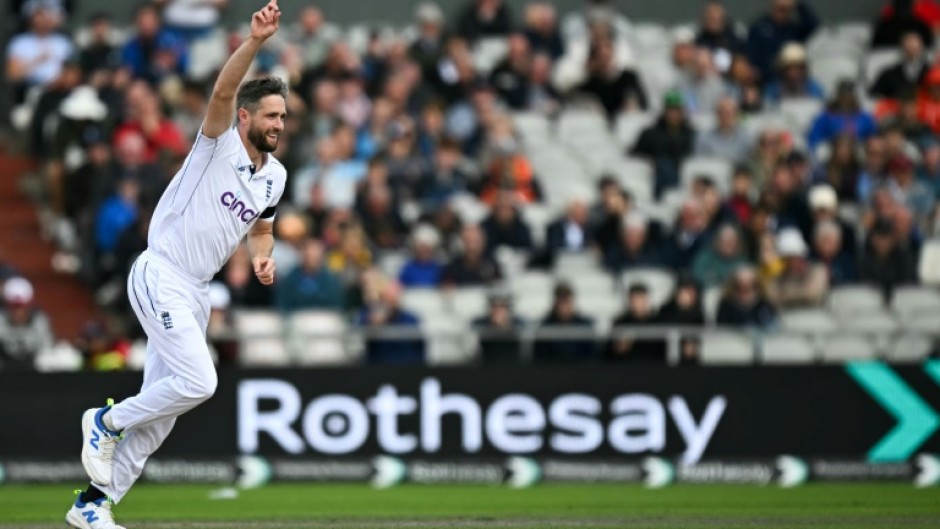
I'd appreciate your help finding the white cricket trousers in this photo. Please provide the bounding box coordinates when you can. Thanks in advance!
[99,249,216,502]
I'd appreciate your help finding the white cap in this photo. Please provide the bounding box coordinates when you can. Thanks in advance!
[808,185,838,211]
[412,224,440,247]
[208,282,231,311]
[60,86,108,121]
[415,2,444,24]
[776,228,808,258]
[3,277,34,305]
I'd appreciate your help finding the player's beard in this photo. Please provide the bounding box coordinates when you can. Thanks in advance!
[248,123,279,153]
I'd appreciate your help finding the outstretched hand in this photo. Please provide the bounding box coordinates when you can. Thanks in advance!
[250,0,281,42]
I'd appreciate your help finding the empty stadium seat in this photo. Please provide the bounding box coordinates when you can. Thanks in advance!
[819,333,878,363]
[448,288,489,322]
[512,112,551,142]
[288,311,349,366]
[513,294,553,322]
[809,56,860,97]
[614,112,655,149]
[780,308,840,333]
[919,239,940,285]
[887,334,934,363]
[863,49,901,85]
[605,157,654,203]
[779,98,823,135]
[621,268,676,308]
[378,251,408,280]
[473,37,509,74]
[902,313,940,333]
[554,251,602,278]
[700,331,754,365]
[891,286,940,318]
[424,316,476,365]
[233,310,289,367]
[761,333,816,364]
[837,310,899,335]
[828,285,885,315]
[680,157,733,194]
[557,109,609,138]
[567,270,617,297]
[401,288,446,319]
[510,271,555,297]
[521,204,558,248]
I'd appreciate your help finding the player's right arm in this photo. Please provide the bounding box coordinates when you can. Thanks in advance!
[202,0,282,139]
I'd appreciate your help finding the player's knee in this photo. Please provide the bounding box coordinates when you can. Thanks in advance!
[194,369,218,401]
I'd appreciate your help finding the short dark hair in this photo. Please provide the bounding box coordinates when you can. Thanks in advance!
[628,284,649,296]
[236,77,289,113]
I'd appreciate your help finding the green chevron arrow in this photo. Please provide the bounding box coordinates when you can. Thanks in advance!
[925,360,940,388]
[846,361,940,462]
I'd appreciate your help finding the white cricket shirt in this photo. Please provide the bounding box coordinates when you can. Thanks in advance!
[148,127,286,283]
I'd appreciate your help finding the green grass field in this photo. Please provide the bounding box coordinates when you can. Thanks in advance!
[1,483,938,529]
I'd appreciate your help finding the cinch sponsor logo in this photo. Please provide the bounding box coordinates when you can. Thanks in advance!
[220,191,258,224]
[237,378,727,464]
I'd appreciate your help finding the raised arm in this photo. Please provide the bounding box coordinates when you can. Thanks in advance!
[202,0,281,138]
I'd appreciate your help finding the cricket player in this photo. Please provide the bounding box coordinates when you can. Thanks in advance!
[66,2,284,527]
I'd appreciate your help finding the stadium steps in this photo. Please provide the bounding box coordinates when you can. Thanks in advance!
[0,150,102,339]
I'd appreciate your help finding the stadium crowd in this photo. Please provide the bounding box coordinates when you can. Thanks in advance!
[4,0,940,369]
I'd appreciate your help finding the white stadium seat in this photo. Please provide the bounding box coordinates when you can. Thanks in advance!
[700,331,754,365]
[288,311,350,366]
[819,333,878,363]
[827,285,885,315]
[761,333,816,364]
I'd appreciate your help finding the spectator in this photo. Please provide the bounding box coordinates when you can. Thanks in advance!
[386,119,432,201]
[113,81,188,164]
[726,165,756,225]
[918,67,940,135]
[270,211,309,283]
[157,0,228,42]
[694,96,753,164]
[766,162,813,236]
[522,52,561,114]
[28,59,83,160]
[692,224,749,288]
[206,282,238,368]
[287,6,342,71]
[441,225,502,286]
[727,54,764,114]
[808,81,878,150]
[695,1,745,74]
[748,128,790,189]
[410,3,447,80]
[294,135,367,211]
[173,80,209,142]
[327,224,374,287]
[75,320,129,371]
[918,137,940,197]
[812,220,857,286]
[573,36,647,120]
[765,228,829,308]
[399,225,444,287]
[631,91,696,196]
[523,2,564,59]
[660,199,712,270]
[605,284,665,363]
[0,278,54,370]
[806,184,858,257]
[873,0,935,49]
[811,135,862,202]
[479,130,542,205]
[590,177,632,249]
[337,74,372,129]
[881,91,933,143]
[560,0,636,51]
[490,34,531,109]
[603,212,662,272]
[420,138,480,209]
[533,282,595,362]
[858,218,917,296]
[6,0,72,100]
[746,0,819,84]
[355,279,425,365]
[880,0,940,31]
[869,31,929,100]
[694,176,738,231]
[94,178,139,258]
[455,0,514,43]
[473,291,524,363]
[887,155,935,219]
[542,196,594,266]
[676,47,729,116]
[276,239,345,313]
[79,11,118,75]
[763,43,825,104]
[221,244,272,307]
[359,185,408,250]
[120,3,189,84]
[481,192,534,255]
[857,135,891,202]
[716,266,778,328]
[658,276,706,365]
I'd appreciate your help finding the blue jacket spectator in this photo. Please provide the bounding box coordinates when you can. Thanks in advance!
[355,281,425,365]
[399,225,444,287]
[275,239,345,312]
[121,4,189,83]
[746,0,819,84]
[533,283,596,362]
[95,179,139,253]
[807,81,877,150]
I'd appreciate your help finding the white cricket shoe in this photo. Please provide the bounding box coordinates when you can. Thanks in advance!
[80,400,122,486]
[65,495,126,529]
